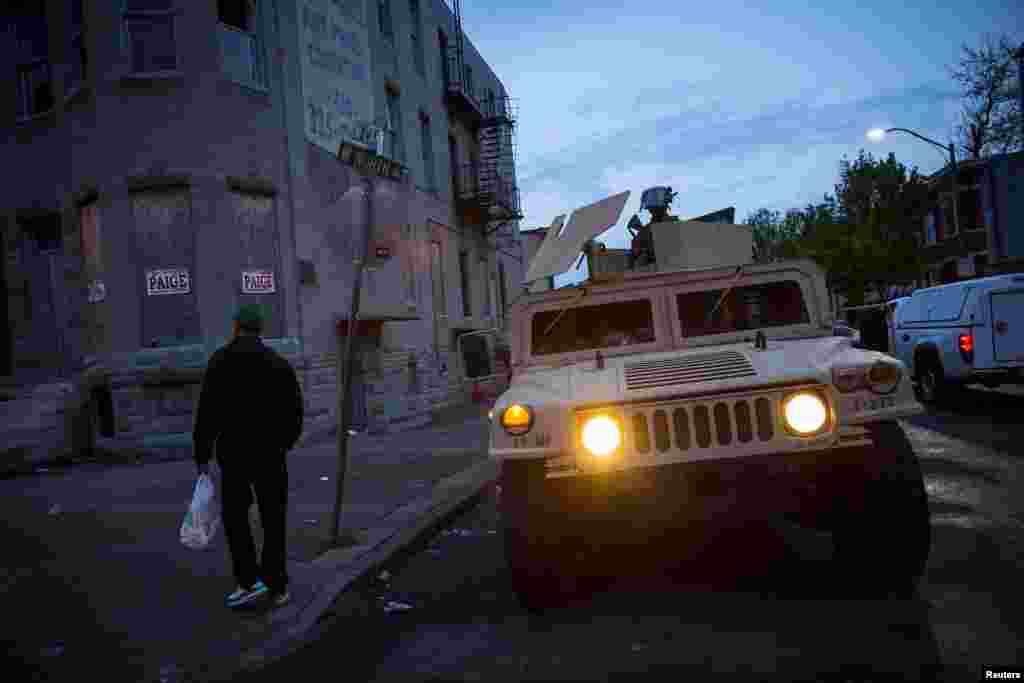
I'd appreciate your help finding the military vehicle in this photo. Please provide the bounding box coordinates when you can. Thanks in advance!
[491,187,930,608]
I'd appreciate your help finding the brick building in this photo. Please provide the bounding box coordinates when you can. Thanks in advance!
[920,151,1024,285]
[0,0,523,437]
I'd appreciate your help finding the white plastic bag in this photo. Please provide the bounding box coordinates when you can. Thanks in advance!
[180,473,221,550]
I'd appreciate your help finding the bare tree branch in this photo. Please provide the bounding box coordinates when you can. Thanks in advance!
[949,33,1022,159]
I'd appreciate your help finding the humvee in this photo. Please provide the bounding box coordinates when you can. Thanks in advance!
[492,188,930,608]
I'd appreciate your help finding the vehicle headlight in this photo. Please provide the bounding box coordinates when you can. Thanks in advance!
[781,391,829,436]
[500,404,533,436]
[580,415,621,457]
[831,361,902,395]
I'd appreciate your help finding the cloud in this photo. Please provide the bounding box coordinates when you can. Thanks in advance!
[518,79,959,221]
[516,79,964,271]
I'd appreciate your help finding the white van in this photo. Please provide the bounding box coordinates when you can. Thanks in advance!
[891,274,1024,403]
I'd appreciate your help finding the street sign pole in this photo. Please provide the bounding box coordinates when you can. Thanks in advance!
[330,176,374,545]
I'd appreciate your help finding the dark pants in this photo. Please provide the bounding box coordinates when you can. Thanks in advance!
[219,458,289,595]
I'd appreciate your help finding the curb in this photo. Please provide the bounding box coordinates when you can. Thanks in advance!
[0,408,489,479]
[224,456,499,679]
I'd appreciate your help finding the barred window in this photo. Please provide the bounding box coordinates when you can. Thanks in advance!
[409,0,424,75]
[122,0,179,74]
[377,0,393,39]
[66,0,87,95]
[12,3,54,119]
[217,0,265,86]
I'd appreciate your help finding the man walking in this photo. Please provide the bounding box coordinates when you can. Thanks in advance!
[193,304,304,608]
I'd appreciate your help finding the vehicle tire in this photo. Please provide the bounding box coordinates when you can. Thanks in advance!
[915,356,948,405]
[499,459,575,611]
[831,421,931,598]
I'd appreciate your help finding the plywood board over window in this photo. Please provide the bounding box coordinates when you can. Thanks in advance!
[231,192,282,338]
[131,189,199,348]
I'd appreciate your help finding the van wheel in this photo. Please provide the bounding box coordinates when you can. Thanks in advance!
[831,421,931,598]
[915,358,947,405]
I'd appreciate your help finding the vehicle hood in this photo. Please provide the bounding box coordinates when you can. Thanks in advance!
[505,336,878,409]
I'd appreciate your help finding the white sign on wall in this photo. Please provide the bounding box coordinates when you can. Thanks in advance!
[87,280,106,303]
[146,268,191,296]
[299,0,375,155]
[242,269,276,294]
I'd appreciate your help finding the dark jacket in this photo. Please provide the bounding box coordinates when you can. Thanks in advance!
[193,335,304,468]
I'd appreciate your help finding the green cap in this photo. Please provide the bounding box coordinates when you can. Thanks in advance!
[233,303,265,332]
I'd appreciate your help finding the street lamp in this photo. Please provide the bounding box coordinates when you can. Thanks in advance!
[866,127,959,238]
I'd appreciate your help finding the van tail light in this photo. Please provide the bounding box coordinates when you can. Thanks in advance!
[958,332,974,363]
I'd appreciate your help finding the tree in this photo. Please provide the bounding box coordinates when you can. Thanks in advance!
[744,208,803,262]
[948,33,1023,159]
[797,151,931,306]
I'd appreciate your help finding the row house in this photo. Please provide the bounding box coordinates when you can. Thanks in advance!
[919,150,1024,285]
[0,0,523,439]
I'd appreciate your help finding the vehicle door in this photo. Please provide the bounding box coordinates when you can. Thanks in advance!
[990,284,1024,364]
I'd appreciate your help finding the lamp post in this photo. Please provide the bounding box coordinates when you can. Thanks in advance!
[867,127,959,239]
[868,127,960,286]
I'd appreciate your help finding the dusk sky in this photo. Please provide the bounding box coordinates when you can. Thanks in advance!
[458,1,1023,269]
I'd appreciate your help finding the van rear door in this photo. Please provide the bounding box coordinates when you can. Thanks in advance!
[991,288,1024,363]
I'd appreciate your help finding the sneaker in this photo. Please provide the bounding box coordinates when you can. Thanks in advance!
[271,591,291,608]
[226,580,268,608]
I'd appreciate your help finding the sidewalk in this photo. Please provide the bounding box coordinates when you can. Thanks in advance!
[0,406,497,682]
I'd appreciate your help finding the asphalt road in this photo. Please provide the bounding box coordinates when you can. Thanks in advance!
[243,387,1024,683]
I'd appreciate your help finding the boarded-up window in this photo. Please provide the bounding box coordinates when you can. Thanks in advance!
[132,189,199,347]
[232,192,282,338]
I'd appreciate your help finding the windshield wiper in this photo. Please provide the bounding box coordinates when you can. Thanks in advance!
[542,287,588,337]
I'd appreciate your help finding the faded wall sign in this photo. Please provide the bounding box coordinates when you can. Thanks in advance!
[242,269,276,293]
[300,0,376,155]
[146,268,191,296]
[338,141,406,179]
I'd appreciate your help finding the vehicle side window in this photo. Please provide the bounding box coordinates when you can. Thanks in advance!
[531,299,655,356]
[898,297,927,324]
[677,280,808,337]
[930,287,971,321]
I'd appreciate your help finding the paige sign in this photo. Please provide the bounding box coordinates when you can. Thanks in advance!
[242,270,276,294]
[146,268,191,296]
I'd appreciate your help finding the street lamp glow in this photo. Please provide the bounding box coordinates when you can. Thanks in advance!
[866,128,887,142]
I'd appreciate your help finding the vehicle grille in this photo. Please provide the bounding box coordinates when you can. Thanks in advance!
[630,396,775,455]
[624,351,757,391]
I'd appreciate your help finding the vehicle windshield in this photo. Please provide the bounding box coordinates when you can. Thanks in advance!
[678,280,809,337]
[531,299,655,356]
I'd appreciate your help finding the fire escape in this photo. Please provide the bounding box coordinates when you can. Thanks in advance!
[443,0,523,228]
